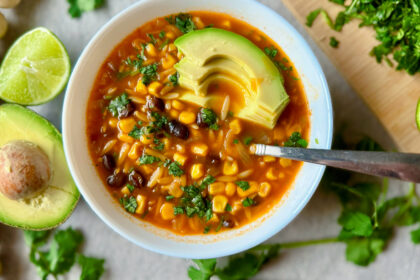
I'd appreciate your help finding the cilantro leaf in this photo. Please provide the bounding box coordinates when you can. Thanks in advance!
[126,184,135,192]
[411,227,420,244]
[119,196,138,213]
[338,211,373,238]
[188,259,217,280]
[77,255,105,280]
[284,132,308,148]
[151,112,168,129]
[329,36,339,48]
[67,0,105,18]
[200,108,218,126]
[140,63,158,85]
[235,181,250,191]
[242,197,255,207]
[264,46,278,58]
[139,154,161,165]
[167,13,196,33]
[165,160,185,177]
[243,136,253,146]
[108,93,131,117]
[201,175,216,188]
[169,72,179,86]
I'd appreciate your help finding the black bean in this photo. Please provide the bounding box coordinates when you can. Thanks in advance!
[146,95,165,111]
[166,120,189,140]
[102,154,116,171]
[128,170,144,188]
[118,102,135,118]
[206,155,221,176]
[222,219,235,228]
[155,132,165,139]
[196,108,208,128]
[106,172,126,187]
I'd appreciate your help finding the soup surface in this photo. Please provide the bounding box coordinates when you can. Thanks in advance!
[86,11,310,235]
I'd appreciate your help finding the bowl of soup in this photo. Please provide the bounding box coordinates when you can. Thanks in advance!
[62,0,333,258]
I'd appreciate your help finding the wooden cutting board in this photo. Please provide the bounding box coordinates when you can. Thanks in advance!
[282,0,420,153]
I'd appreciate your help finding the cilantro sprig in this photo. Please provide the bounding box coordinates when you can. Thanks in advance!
[67,0,105,18]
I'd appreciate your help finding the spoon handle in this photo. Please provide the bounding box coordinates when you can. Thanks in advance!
[253,144,420,183]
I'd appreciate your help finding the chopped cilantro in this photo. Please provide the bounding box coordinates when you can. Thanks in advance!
[225,203,232,212]
[107,93,131,117]
[119,196,137,213]
[243,136,253,146]
[201,108,218,126]
[166,160,185,177]
[284,132,308,148]
[124,54,143,69]
[140,63,158,85]
[330,36,339,48]
[77,255,105,280]
[166,195,174,201]
[227,111,234,118]
[169,72,179,86]
[126,184,135,192]
[203,226,210,234]
[174,206,184,215]
[233,139,239,144]
[159,31,165,39]
[242,197,255,207]
[147,33,157,45]
[151,112,168,129]
[139,154,161,165]
[153,138,165,150]
[201,175,216,188]
[166,13,196,33]
[235,181,250,191]
[67,0,104,18]
[264,46,278,58]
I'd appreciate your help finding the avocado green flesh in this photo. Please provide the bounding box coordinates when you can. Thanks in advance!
[174,28,289,129]
[0,104,79,230]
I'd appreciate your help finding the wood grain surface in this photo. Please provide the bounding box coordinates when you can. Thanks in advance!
[282,0,420,153]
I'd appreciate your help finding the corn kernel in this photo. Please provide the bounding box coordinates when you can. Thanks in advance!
[229,119,242,134]
[223,160,238,175]
[232,200,243,213]
[280,158,292,168]
[190,163,204,179]
[263,156,276,163]
[140,164,153,175]
[176,144,186,153]
[266,167,277,180]
[136,79,148,94]
[128,142,141,160]
[108,118,118,128]
[118,118,136,134]
[168,43,177,52]
[192,16,205,29]
[191,143,209,156]
[146,43,158,57]
[179,111,196,124]
[208,182,225,195]
[168,182,183,198]
[121,186,130,196]
[225,182,236,197]
[212,195,228,213]
[162,53,177,69]
[160,203,175,220]
[207,213,220,224]
[166,31,176,39]
[172,100,185,110]
[169,109,179,119]
[136,195,147,214]
[140,134,153,145]
[173,152,187,166]
[148,81,163,95]
[237,181,259,198]
[118,133,134,143]
[259,182,272,198]
[221,20,231,29]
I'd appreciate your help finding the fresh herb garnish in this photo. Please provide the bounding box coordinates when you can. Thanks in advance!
[164,160,185,177]
[166,195,175,201]
[24,228,105,280]
[201,175,216,188]
[307,1,420,75]
[203,226,211,234]
[264,46,278,58]
[140,63,158,85]
[225,203,232,212]
[177,185,212,219]
[201,108,218,128]
[235,181,250,191]
[169,72,179,86]
[139,154,161,165]
[242,197,255,207]
[284,132,308,148]
[243,136,253,146]
[120,196,137,213]
[153,138,165,150]
[166,13,196,34]
[159,31,166,39]
[174,206,185,215]
[67,0,105,18]
[124,54,143,69]
[147,33,157,45]
[329,36,339,48]
[126,184,135,192]
[107,93,131,117]
[151,111,168,129]
[233,139,239,144]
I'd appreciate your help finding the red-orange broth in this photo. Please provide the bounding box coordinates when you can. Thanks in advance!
[86,11,310,235]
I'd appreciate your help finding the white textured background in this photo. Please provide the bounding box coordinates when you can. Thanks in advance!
[0,0,419,279]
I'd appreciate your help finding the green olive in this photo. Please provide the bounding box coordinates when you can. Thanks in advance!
[0,0,21,9]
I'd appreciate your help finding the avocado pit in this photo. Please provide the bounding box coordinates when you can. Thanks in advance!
[0,140,51,200]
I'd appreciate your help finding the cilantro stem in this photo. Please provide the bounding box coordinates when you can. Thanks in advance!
[380,178,389,204]
[251,237,340,251]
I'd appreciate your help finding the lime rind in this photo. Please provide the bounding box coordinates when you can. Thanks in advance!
[0,27,71,105]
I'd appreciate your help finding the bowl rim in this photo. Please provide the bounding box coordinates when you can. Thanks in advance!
[62,0,333,258]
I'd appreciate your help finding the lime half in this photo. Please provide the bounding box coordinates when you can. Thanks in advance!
[0,27,70,105]
[417,98,420,131]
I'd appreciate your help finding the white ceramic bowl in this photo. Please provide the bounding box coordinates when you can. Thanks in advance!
[63,0,333,259]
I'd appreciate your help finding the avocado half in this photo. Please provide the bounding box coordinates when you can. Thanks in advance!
[0,104,79,230]
[174,28,290,129]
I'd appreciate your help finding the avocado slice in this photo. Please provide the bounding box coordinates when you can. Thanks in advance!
[0,104,79,230]
[174,28,289,129]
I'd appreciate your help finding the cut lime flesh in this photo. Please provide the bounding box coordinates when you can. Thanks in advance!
[0,27,71,105]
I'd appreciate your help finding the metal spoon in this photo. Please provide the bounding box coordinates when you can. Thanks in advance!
[251,144,420,183]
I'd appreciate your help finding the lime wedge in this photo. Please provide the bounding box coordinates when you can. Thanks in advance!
[0,27,70,105]
[416,98,420,131]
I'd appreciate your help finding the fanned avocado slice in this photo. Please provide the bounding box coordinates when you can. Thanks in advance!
[174,28,289,129]
[0,104,79,230]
